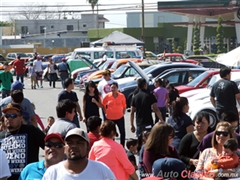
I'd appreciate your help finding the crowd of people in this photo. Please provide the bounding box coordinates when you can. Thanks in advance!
[0,64,240,180]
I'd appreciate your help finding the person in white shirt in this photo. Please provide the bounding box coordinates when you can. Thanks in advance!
[97,69,115,120]
[42,128,116,180]
[33,55,43,88]
[0,149,11,180]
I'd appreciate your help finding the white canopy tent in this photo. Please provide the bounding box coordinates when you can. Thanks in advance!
[216,46,240,67]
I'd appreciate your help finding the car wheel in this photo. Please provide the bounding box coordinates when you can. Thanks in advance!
[198,109,218,131]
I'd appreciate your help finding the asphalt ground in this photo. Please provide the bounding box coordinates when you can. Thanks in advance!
[13,77,139,160]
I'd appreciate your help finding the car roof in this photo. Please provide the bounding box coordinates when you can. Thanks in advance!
[152,62,200,67]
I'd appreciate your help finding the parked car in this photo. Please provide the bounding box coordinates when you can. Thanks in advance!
[81,61,156,89]
[176,69,240,94]
[86,58,142,81]
[158,53,199,65]
[0,54,6,62]
[76,59,116,86]
[5,52,30,61]
[117,61,202,107]
[184,72,240,129]
[145,51,158,60]
[156,68,207,86]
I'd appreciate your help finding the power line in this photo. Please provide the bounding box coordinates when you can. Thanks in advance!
[0,3,157,8]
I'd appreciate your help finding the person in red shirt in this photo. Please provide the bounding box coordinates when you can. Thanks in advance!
[13,55,25,84]
[87,116,102,149]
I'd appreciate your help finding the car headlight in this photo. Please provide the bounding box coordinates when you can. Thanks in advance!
[119,88,125,93]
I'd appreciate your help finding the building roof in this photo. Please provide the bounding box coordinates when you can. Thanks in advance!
[91,31,144,46]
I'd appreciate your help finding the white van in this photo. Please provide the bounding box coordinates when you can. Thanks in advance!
[71,45,143,61]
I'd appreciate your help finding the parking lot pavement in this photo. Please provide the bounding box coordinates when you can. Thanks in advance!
[18,78,138,160]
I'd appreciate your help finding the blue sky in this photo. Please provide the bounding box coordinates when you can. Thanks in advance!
[0,0,159,28]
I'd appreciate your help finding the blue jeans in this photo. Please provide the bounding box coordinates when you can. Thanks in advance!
[2,90,10,99]
[59,73,69,89]
[109,117,126,147]
[16,74,24,84]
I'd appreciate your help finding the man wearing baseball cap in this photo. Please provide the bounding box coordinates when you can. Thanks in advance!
[19,133,65,180]
[43,128,116,179]
[0,81,37,126]
[0,102,45,180]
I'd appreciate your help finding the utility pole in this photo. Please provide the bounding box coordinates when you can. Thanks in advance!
[97,3,99,38]
[141,0,145,58]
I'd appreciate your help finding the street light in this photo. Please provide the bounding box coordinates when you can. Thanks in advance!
[52,40,54,47]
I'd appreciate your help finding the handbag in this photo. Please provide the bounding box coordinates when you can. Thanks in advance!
[186,150,200,170]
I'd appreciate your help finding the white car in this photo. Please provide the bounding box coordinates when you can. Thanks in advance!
[182,72,240,129]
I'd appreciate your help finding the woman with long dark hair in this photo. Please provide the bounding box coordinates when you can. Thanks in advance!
[178,111,210,172]
[83,81,103,130]
[143,122,179,173]
[167,97,194,151]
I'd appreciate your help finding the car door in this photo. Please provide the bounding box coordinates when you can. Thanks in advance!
[163,71,187,86]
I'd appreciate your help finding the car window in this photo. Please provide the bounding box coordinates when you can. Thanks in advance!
[125,67,137,77]
[165,72,181,84]
[12,54,16,58]
[0,55,5,61]
[187,71,210,87]
[112,65,128,78]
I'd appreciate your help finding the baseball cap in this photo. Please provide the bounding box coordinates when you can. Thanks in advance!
[45,133,65,145]
[102,69,111,75]
[153,158,186,179]
[2,103,22,113]
[64,128,89,143]
[11,81,24,90]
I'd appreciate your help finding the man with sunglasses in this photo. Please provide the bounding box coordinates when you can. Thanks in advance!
[0,102,45,180]
[198,110,240,153]
[0,81,37,126]
[19,133,65,180]
[43,128,116,179]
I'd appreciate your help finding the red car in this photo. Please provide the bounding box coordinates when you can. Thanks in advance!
[158,53,198,65]
[176,69,240,94]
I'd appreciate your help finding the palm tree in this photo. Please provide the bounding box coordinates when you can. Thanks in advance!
[86,0,98,14]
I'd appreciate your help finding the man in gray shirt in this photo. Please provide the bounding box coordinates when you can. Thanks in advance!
[0,81,37,126]
[48,99,77,139]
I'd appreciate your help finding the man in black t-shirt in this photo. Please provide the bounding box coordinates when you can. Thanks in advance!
[0,102,45,180]
[210,67,240,122]
[130,78,163,137]
[58,78,83,128]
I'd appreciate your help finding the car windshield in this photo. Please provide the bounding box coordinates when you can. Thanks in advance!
[99,61,112,70]
[207,75,218,88]
[112,65,128,78]
[187,71,209,87]
[134,65,156,77]
[17,53,28,58]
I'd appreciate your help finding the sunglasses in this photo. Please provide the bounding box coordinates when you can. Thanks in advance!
[5,114,19,119]
[45,142,64,149]
[216,131,229,137]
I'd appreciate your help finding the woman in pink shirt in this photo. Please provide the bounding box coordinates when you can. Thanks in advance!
[89,120,138,180]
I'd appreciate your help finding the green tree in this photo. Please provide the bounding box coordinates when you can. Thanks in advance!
[0,21,11,27]
[171,38,176,53]
[216,16,225,53]
[193,22,201,55]
[86,0,98,13]
[176,46,183,53]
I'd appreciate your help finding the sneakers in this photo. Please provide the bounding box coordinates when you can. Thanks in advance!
[41,85,43,88]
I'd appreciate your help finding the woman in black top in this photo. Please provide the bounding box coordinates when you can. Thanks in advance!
[83,81,103,131]
[178,111,210,172]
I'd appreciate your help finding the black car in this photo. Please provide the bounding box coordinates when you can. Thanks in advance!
[118,61,203,107]
[83,62,154,89]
